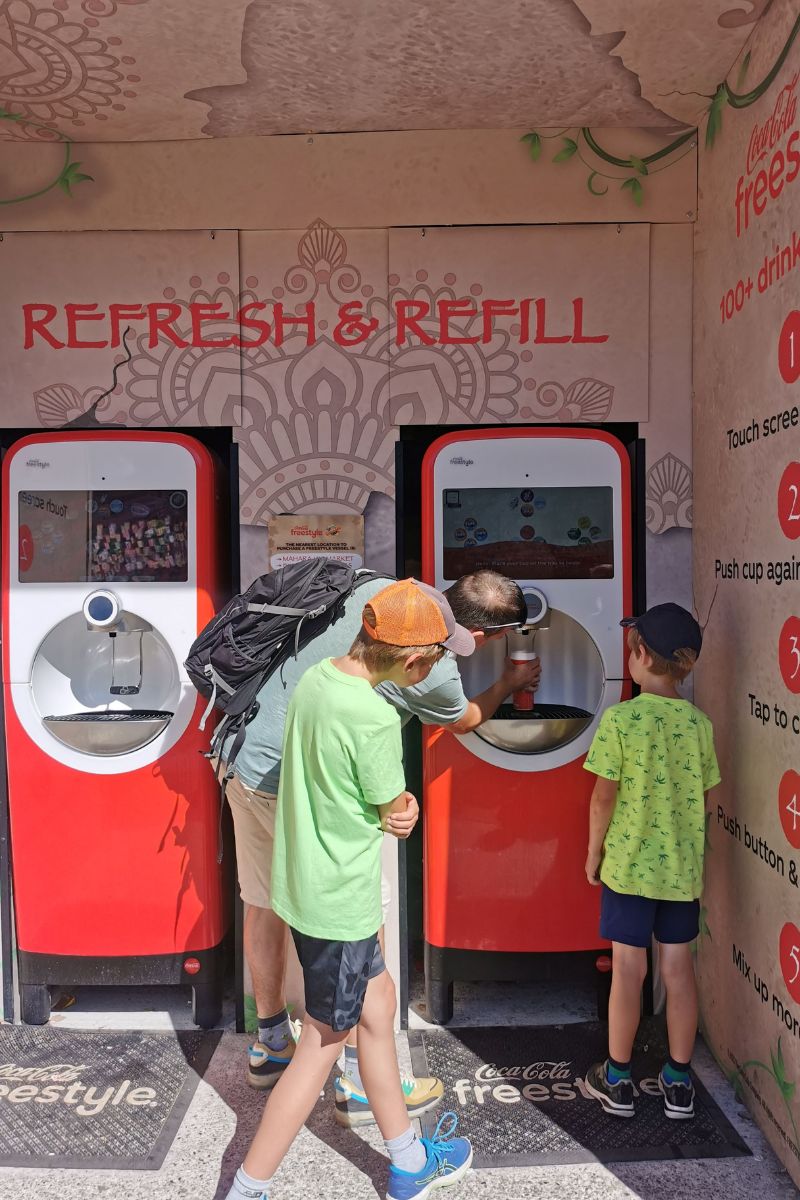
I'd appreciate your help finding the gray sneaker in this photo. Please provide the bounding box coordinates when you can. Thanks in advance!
[658,1069,695,1119]
[585,1061,635,1117]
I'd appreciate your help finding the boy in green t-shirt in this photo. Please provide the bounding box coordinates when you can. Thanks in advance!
[583,603,720,1121]
[225,579,474,1200]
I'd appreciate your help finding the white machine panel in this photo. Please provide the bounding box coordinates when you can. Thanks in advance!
[7,439,201,775]
[430,434,628,773]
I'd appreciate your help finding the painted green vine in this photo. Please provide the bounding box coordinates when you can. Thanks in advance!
[523,12,800,205]
[728,1037,799,1149]
[520,126,696,208]
[0,110,93,206]
[706,12,800,147]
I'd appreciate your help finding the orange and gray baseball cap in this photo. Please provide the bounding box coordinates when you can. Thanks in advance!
[363,579,475,656]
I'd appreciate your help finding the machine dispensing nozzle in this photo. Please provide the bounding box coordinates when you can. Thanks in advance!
[82,590,153,696]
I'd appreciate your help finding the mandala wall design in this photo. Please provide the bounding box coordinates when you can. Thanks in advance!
[27,219,683,532]
[646,451,693,533]
[0,0,145,133]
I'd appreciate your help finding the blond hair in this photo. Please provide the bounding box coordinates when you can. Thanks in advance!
[627,627,696,682]
[348,603,445,671]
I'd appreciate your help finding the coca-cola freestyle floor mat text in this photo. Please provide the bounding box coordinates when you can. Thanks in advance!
[410,1020,750,1166]
[0,1026,220,1169]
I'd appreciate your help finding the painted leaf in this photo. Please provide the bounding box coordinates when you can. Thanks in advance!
[737,51,751,90]
[706,86,727,149]
[528,133,542,161]
[553,137,578,163]
[629,155,649,176]
[621,177,644,206]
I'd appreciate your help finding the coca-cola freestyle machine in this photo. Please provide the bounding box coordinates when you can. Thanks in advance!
[422,428,633,1023]
[2,432,227,1026]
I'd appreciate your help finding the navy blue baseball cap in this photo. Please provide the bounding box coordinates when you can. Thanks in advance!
[621,603,702,662]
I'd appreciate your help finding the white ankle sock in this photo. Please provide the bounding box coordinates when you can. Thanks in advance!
[343,1043,363,1089]
[225,1165,271,1199]
[385,1125,427,1173]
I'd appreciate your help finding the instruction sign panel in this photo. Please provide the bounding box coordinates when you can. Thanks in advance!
[268,514,364,569]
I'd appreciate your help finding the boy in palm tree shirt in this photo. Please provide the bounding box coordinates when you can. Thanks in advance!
[582,604,720,1121]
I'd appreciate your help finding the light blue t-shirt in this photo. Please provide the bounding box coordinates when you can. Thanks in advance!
[225,576,469,793]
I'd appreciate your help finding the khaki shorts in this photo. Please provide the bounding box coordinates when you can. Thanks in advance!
[223,769,393,922]
[225,771,278,909]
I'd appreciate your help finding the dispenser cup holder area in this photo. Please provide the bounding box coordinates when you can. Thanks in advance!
[30,604,182,758]
[479,703,594,755]
[42,711,174,756]
[465,603,605,756]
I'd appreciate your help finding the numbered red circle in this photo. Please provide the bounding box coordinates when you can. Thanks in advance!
[18,525,33,574]
[779,617,800,692]
[779,922,800,1005]
[778,770,800,849]
[778,462,800,540]
[778,310,800,385]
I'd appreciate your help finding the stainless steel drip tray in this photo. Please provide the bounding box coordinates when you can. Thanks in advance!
[476,702,594,755]
[43,710,174,756]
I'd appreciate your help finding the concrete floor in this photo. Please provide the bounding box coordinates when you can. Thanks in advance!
[0,979,796,1199]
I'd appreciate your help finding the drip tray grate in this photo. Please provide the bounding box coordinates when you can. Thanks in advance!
[44,711,174,722]
[493,703,593,721]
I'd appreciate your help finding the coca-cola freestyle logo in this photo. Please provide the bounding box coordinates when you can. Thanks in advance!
[451,1060,664,1106]
[0,1060,158,1116]
[735,73,800,236]
[20,298,608,352]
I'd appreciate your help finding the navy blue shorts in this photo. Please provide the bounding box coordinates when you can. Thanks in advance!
[600,884,699,948]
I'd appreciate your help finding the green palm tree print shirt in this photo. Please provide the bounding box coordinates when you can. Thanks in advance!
[584,694,721,900]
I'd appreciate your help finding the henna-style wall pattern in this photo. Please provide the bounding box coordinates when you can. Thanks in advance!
[0,0,761,143]
[0,221,692,561]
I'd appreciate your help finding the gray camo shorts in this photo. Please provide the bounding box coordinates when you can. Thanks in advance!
[291,928,385,1032]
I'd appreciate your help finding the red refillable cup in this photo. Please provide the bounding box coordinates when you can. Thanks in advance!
[511,649,538,711]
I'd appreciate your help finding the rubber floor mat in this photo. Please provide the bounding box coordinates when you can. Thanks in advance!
[0,1025,220,1169]
[409,1019,751,1167]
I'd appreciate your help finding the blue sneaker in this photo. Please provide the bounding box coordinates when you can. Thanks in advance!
[386,1112,472,1199]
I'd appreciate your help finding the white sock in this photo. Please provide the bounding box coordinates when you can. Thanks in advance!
[343,1043,363,1089]
[225,1165,271,1199]
[385,1124,427,1173]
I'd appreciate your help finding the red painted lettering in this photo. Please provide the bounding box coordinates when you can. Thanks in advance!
[108,304,145,348]
[534,298,570,344]
[146,303,188,349]
[481,299,518,343]
[65,303,107,349]
[394,300,435,346]
[234,302,271,347]
[23,304,63,350]
[752,169,768,215]
[572,298,609,344]
[437,300,479,345]
[768,150,786,200]
[273,302,315,347]
[787,129,800,184]
[190,302,235,348]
